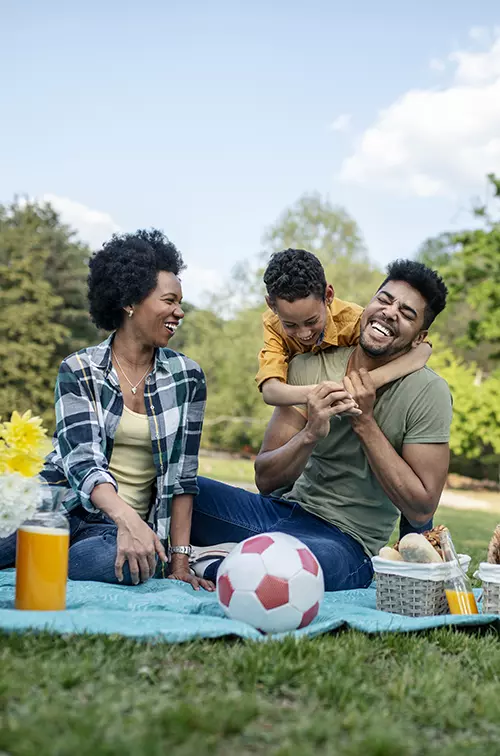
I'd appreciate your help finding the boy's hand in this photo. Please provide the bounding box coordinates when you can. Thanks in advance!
[319,380,361,417]
[305,384,360,442]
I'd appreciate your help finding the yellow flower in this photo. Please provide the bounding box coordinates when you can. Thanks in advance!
[0,410,47,453]
[0,446,44,477]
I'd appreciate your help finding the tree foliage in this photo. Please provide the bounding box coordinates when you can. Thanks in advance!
[263,193,383,305]
[0,200,100,361]
[419,174,500,363]
[0,242,69,425]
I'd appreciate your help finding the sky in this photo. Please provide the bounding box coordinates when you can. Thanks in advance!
[1,1,500,304]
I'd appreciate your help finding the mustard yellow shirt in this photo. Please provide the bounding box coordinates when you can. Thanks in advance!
[108,406,157,519]
[255,297,363,389]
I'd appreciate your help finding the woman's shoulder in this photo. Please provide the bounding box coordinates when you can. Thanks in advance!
[157,348,205,380]
[59,337,113,375]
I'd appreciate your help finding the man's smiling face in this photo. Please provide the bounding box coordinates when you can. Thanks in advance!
[360,280,428,358]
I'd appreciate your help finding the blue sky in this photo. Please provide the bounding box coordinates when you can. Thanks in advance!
[2,1,500,303]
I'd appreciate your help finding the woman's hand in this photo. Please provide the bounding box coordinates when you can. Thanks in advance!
[168,555,215,592]
[115,509,167,584]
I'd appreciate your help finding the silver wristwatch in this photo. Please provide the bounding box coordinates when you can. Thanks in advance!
[168,545,193,559]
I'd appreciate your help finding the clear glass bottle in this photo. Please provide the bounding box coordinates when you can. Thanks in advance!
[440,528,478,615]
[15,490,69,611]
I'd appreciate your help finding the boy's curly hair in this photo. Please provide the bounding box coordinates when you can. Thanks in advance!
[88,229,185,331]
[263,249,327,304]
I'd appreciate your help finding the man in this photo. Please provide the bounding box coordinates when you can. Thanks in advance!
[189,260,452,592]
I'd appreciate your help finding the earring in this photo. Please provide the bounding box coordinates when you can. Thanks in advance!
[128,309,134,318]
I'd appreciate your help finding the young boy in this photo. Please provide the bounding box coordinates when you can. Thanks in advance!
[256,248,431,407]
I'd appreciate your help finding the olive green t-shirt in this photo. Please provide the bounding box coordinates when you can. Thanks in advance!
[281,347,453,557]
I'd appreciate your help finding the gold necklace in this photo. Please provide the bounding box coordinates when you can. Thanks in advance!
[112,350,153,395]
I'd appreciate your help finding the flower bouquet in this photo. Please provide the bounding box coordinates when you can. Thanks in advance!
[0,411,47,538]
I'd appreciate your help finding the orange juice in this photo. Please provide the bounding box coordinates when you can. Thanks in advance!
[445,589,478,615]
[15,526,69,611]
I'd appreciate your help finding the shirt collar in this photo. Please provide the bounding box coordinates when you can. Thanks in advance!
[319,306,338,347]
[90,333,172,376]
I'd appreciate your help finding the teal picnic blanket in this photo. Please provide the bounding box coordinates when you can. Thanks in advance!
[0,570,498,641]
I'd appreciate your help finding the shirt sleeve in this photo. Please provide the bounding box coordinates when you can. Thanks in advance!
[173,368,207,497]
[55,359,117,510]
[255,314,290,389]
[336,311,362,347]
[403,377,453,445]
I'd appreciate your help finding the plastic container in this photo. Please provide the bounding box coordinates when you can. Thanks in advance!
[15,493,69,611]
[440,529,478,615]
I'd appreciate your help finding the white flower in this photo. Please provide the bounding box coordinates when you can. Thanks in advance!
[0,473,40,538]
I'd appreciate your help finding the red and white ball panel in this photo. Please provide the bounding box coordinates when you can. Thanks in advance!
[216,532,324,633]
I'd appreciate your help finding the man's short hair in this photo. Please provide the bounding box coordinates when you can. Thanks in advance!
[263,249,327,304]
[379,259,448,330]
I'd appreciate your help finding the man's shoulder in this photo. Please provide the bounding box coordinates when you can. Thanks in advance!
[386,365,452,415]
[399,365,450,395]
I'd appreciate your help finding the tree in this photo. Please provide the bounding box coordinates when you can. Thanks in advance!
[179,305,272,451]
[262,193,383,305]
[0,244,69,425]
[420,174,500,362]
[0,200,100,361]
[429,338,500,481]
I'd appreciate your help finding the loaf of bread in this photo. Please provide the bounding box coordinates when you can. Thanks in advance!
[398,533,443,563]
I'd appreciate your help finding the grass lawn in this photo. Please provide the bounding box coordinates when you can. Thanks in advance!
[1,508,500,756]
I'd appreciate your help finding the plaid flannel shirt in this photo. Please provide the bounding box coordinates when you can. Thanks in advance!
[40,335,206,544]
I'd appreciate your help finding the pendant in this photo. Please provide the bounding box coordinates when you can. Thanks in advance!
[131,386,137,395]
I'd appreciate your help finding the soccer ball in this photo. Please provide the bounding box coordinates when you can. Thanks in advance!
[216,532,324,633]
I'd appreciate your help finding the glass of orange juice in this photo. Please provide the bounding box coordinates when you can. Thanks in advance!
[15,490,69,611]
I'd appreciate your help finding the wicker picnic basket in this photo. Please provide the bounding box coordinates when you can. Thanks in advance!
[372,555,472,617]
[476,563,500,615]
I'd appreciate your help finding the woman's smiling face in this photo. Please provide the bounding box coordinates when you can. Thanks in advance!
[129,271,185,348]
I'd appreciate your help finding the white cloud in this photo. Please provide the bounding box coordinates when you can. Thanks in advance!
[339,30,500,197]
[179,263,220,304]
[330,113,352,132]
[41,194,121,248]
[429,57,446,72]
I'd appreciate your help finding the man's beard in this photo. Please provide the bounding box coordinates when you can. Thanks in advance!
[359,329,408,358]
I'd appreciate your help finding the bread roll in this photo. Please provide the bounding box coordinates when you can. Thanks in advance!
[378,546,404,561]
[398,533,443,563]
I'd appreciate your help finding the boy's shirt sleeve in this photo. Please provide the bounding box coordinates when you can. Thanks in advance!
[334,303,363,347]
[255,311,290,389]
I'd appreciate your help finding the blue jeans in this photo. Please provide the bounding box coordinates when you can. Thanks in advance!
[0,507,139,585]
[192,477,375,592]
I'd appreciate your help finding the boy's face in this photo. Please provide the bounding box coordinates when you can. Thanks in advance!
[268,285,334,346]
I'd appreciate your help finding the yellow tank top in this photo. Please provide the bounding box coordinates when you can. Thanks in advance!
[108,406,156,520]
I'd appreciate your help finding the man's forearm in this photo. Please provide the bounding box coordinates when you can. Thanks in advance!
[353,419,436,524]
[255,427,317,494]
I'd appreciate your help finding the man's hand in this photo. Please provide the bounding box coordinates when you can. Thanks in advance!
[343,369,376,431]
[304,382,360,442]
[115,509,167,584]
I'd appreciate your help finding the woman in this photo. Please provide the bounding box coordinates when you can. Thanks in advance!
[0,229,213,590]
